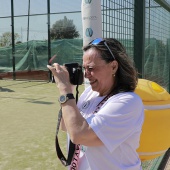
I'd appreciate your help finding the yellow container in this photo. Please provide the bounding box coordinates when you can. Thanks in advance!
[135,79,170,160]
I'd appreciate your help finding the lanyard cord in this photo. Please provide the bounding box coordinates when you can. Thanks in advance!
[93,92,113,114]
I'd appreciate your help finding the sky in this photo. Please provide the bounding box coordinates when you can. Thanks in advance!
[0,0,83,41]
[0,0,82,17]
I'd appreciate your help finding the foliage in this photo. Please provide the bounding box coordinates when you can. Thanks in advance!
[50,16,80,40]
[0,32,20,47]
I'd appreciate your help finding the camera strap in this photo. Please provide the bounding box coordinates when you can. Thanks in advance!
[55,83,80,167]
[55,108,75,166]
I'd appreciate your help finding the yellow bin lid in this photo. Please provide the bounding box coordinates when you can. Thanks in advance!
[135,79,170,105]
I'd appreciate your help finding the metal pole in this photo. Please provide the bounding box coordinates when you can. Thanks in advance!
[11,0,15,80]
[47,0,52,81]
[134,0,145,78]
[154,0,170,12]
[27,0,30,49]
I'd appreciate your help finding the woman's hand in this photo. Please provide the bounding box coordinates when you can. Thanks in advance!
[47,63,73,94]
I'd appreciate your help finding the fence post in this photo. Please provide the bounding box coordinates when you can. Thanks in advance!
[11,0,16,80]
[47,0,52,82]
[134,0,145,78]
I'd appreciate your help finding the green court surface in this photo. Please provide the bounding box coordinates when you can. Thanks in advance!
[0,80,71,170]
[0,80,169,170]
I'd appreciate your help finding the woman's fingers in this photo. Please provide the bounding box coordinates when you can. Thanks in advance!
[47,64,61,72]
[47,64,73,93]
[47,64,69,82]
[52,63,60,71]
[47,65,56,76]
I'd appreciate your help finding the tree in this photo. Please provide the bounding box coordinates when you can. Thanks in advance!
[50,16,80,39]
[0,32,20,47]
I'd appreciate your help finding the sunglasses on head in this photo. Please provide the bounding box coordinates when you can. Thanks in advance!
[88,38,115,60]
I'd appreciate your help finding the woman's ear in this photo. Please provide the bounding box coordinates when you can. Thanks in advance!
[111,60,118,72]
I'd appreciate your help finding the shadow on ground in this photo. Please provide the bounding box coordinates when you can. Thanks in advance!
[0,87,14,92]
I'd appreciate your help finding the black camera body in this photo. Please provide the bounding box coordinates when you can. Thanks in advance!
[64,63,84,85]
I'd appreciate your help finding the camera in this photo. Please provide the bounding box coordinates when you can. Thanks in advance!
[64,63,84,85]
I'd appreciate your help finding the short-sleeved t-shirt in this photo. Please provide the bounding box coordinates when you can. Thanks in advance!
[74,86,144,170]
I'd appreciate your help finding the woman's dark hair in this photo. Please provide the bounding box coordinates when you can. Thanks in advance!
[83,38,138,94]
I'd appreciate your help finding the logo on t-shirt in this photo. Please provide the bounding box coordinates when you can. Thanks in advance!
[82,100,90,109]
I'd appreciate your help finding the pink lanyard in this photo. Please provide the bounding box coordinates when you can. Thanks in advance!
[69,144,80,170]
[93,94,112,114]
[69,93,112,170]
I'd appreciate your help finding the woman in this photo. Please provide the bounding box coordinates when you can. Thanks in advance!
[47,38,144,170]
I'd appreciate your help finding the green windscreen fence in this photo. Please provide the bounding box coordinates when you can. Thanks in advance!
[144,38,170,89]
[0,39,83,80]
[144,0,170,90]
[0,38,135,69]
[0,38,134,80]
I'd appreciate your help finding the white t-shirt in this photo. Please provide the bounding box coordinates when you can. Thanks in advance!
[74,86,144,170]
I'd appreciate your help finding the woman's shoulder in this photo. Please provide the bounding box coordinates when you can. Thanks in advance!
[113,91,141,98]
[107,92,144,119]
[111,92,143,105]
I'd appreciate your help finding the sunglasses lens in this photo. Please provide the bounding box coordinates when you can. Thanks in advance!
[89,38,115,60]
[91,38,103,45]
